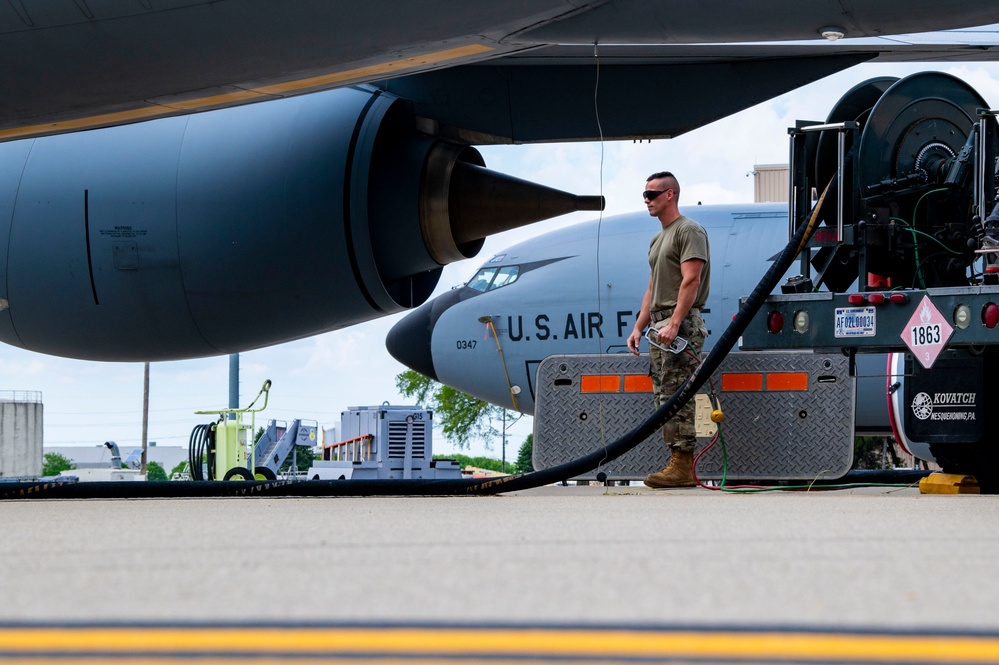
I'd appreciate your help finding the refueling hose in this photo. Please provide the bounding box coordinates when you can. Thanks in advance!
[1,183,832,500]
[187,424,216,482]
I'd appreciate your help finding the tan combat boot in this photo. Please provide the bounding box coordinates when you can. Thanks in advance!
[643,449,697,488]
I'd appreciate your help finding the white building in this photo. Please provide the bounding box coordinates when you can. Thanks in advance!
[45,444,188,475]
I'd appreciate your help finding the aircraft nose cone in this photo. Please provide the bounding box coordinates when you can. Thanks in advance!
[387,308,437,381]
[386,288,463,382]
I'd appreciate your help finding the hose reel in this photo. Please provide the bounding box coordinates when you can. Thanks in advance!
[801,72,998,292]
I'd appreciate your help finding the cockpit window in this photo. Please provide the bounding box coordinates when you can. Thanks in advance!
[489,266,519,290]
[467,267,498,292]
[466,265,520,292]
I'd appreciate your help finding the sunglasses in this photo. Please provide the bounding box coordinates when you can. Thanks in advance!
[643,189,669,201]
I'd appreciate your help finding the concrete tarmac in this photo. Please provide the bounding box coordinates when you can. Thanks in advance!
[1,484,997,632]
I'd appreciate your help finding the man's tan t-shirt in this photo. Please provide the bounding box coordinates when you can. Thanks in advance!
[648,214,711,311]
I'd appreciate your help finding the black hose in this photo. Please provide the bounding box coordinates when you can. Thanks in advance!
[813,468,931,486]
[206,426,216,481]
[187,425,201,481]
[2,184,831,501]
[187,424,214,482]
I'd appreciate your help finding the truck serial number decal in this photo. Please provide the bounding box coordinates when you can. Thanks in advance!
[834,306,876,337]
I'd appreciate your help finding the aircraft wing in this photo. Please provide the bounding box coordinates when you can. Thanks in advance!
[376,25,999,144]
[3,0,999,141]
[3,2,999,362]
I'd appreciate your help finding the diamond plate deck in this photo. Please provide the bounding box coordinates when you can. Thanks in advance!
[533,352,854,481]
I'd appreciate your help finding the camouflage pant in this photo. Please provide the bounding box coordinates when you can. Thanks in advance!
[649,313,706,452]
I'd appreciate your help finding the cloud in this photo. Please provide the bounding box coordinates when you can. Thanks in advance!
[0,356,51,382]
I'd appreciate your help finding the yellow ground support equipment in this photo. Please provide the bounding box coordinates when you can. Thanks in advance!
[191,380,271,481]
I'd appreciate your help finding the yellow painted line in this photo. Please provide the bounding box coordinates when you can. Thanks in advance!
[254,43,493,95]
[0,43,494,141]
[1,626,999,662]
[154,88,271,111]
[0,660,636,665]
[0,106,173,140]
[0,660,646,665]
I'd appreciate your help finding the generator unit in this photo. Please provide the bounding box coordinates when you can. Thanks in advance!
[308,404,461,480]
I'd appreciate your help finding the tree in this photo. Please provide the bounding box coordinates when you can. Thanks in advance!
[396,370,520,449]
[146,461,168,481]
[169,461,189,479]
[433,454,508,473]
[280,445,318,475]
[853,435,902,470]
[516,434,534,473]
[42,452,76,477]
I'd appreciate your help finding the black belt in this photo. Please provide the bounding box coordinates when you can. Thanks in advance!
[650,307,700,323]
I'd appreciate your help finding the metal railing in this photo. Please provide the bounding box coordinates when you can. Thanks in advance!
[322,434,374,462]
[0,390,42,403]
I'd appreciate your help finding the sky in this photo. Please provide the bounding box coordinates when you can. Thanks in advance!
[5,58,999,466]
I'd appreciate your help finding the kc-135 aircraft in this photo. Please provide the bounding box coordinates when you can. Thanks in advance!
[2,3,999,362]
[385,203,894,437]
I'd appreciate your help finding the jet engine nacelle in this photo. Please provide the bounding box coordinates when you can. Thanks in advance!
[0,87,599,360]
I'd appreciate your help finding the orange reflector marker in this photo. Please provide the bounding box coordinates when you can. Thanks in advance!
[721,373,764,391]
[580,375,621,393]
[767,372,809,391]
[623,375,653,392]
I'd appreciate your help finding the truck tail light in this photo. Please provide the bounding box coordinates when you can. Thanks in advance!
[983,303,999,329]
[767,311,784,334]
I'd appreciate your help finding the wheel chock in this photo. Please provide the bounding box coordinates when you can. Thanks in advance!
[918,472,980,495]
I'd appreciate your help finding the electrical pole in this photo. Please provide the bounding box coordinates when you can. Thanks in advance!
[141,361,149,474]
[229,353,240,418]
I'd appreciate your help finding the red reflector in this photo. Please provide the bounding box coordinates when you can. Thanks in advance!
[767,311,784,334]
[722,373,764,391]
[580,375,620,393]
[767,372,809,391]
[888,293,909,304]
[984,303,999,329]
[867,273,891,288]
[867,293,885,305]
[847,294,866,305]
[623,375,653,392]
